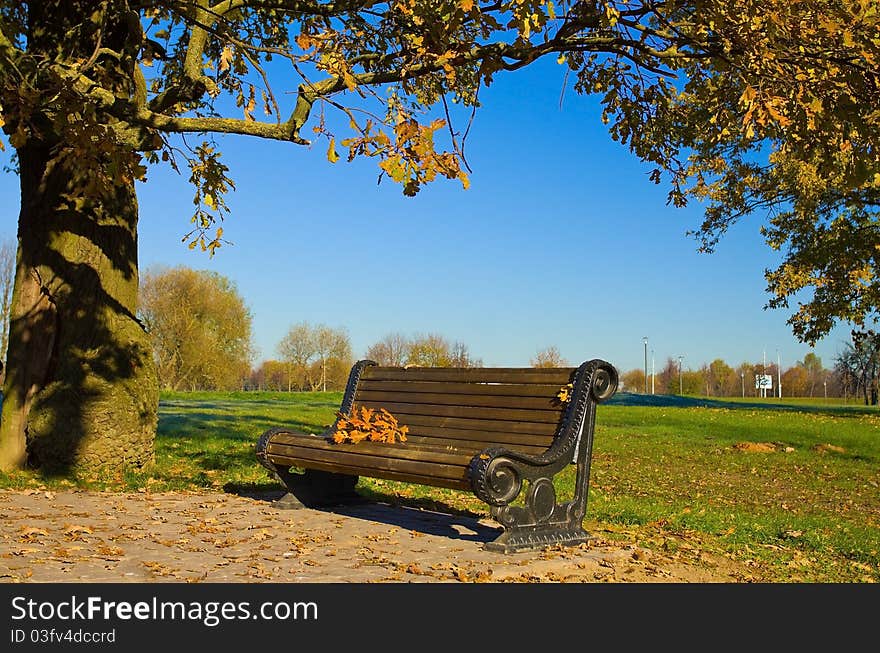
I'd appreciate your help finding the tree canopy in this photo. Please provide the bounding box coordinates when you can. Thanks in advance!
[1,0,878,472]
[139,266,254,390]
[365,332,481,367]
[2,1,874,338]
[530,346,568,368]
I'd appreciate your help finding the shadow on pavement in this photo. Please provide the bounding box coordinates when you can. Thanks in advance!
[235,489,501,543]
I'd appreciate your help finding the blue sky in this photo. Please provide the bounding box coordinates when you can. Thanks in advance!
[0,58,854,374]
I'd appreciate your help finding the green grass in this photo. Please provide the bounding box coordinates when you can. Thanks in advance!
[586,401,880,582]
[1,390,878,582]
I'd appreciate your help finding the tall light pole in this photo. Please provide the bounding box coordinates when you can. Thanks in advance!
[678,355,683,395]
[776,348,782,399]
[741,371,745,398]
[762,348,767,398]
[651,349,655,395]
[643,336,649,394]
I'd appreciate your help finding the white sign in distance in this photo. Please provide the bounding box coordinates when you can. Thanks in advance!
[755,374,773,389]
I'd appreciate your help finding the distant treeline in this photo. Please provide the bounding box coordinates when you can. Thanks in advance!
[133,267,880,405]
[622,338,880,405]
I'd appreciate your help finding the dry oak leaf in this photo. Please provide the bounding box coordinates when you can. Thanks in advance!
[331,406,408,444]
[555,383,574,404]
[18,527,49,540]
[62,525,94,541]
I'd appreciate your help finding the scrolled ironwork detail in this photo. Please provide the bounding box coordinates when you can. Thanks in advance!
[338,359,377,416]
[469,358,619,553]
[590,363,619,403]
[528,478,557,523]
[469,450,524,507]
[255,427,285,476]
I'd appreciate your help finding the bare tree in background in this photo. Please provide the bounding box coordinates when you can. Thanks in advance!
[0,239,15,374]
[530,346,568,368]
[365,333,480,368]
[450,341,483,368]
[835,331,880,405]
[277,322,318,392]
[313,325,353,391]
[365,333,409,367]
[277,322,352,391]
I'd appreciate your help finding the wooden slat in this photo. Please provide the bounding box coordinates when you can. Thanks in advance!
[267,444,467,482]
[268,431,547,462]
[269,456,471,491]
[358,380,567,398]
[384,413,558,436]
[407,430,552,453]
[403,435,547,457]
[355,390,563,411]
[361,366,575,385]
[268,433,472,465]
[402,425,554,449]
[354,400,562,424]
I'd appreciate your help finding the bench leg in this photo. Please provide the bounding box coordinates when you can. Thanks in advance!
[273,492,307,510]
[275,467,361,508]
[484,523,591,553]
[483,477,592,553]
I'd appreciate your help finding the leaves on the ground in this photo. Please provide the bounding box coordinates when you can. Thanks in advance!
[62,525,94,542]
[18,527,49,541]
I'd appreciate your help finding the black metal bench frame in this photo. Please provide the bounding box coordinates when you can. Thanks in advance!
[256,358,618,553]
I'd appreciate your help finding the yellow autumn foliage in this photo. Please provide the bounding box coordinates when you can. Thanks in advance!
[555,383,574,404]
[331,407,409,444]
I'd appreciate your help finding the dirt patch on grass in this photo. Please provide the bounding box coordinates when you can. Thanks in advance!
[732,441,780,453]
[0,490,751,584]
[811,443,847,454]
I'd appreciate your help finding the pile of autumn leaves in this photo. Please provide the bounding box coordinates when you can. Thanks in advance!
[331,407,409,444]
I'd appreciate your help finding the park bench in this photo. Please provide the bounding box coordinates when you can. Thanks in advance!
[256,358,618,553]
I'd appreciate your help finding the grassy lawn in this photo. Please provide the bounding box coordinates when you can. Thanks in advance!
[1,390,877,582]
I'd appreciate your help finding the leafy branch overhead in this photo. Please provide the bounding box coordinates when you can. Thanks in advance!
[0,1,878,340]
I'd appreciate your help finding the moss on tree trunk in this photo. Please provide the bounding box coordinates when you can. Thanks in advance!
[0,142,157,474]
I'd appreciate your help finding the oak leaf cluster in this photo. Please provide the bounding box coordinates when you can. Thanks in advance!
[555,383,574,404]
[331,407,409,444]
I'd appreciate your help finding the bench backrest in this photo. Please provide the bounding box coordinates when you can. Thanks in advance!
[351,365,577,456]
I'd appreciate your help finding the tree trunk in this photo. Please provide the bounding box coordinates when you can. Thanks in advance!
[0,142,157,474]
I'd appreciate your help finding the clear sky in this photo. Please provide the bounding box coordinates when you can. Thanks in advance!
[0,58,855,375]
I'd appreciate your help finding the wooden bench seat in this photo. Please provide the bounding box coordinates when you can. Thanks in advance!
[256,358,618,553]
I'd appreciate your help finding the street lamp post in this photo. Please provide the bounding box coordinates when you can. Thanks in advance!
[651,349,655,395]
[678,355,683,395]
[762,348,767,398]
[741,371,745,398]
[643,337,648,394]
[776,349,782,399]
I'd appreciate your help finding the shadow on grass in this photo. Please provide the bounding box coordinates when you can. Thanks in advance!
[609,392,876,418]
[159,411,330,435]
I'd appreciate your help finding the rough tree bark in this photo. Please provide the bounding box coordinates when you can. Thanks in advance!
[0,2,157,473]
[0,142,158,473]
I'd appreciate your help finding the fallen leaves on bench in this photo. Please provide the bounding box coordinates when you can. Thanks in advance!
[331,407,409,444]
[555,383,574,405]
